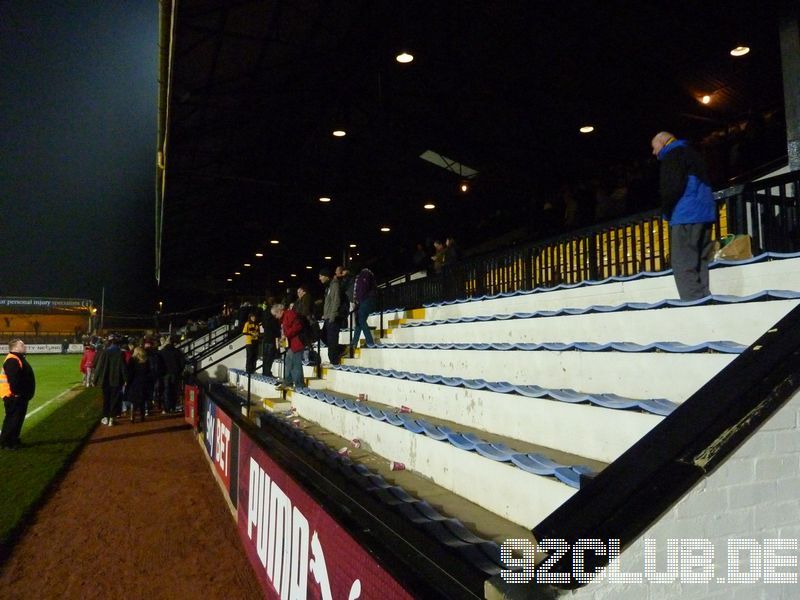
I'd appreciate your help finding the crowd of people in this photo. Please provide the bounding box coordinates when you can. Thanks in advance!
[233,263,379,390]
[80,333,186,426]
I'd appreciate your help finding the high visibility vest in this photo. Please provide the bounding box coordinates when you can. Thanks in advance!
[0,354,22,398]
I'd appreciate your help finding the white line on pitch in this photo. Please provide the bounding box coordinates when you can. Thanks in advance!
[25,387,77,419]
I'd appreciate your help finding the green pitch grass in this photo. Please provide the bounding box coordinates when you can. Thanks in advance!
[0,354,101,549]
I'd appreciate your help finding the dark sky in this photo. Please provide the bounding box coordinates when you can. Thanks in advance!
[1,1,157,314]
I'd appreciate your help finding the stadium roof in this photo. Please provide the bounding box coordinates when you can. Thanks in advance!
[156,0,788,305]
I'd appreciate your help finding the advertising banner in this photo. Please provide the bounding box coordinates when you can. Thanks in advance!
[0,344,83,354]
[204,398,237,506]
[237,433,413,600]
[0,297,91,314]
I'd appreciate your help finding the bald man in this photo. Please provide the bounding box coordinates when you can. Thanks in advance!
[651,131,716,300]
[1,339,36,449]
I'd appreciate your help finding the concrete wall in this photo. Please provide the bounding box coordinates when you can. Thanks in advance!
[566,388,800,600]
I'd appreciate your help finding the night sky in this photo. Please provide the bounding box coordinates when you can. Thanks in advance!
[1,1,157,314]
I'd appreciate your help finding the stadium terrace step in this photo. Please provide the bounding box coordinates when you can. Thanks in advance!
[415,254,800,321]
[344,346,733,403]
[321,366,665,463]
[287,385,603,528]
[389,295,799,347]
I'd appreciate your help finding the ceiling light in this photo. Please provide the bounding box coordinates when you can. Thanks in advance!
[324,255,332,260]
[270,240,279,244]
[243,263,251,267]
[423,203,436,210]
[319,196,331,203]
[332,129,346,137]
[226,278,233,282]
[380,226,391,232]
[255,252,263,257]
[305,265,313,270]
[278,279,284,284]
[290,273,297,278]
[730,46,750,57]
[459,181,469,193]
[579,125,595,133]
[701,95,712,105]
[234,272,241,276]
[349,243,357,248]
[396,51,414,64]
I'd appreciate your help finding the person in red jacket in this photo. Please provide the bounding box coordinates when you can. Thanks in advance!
[270,303,306,389]
[80,343,97,387]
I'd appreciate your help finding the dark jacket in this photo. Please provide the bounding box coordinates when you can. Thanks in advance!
[353,268,377,304]
[658,140,715,224]
[3,352,35,400]
[94,344,128,387]
[127,358,154,403]
[294,293,312,319]
[159,344,185,377]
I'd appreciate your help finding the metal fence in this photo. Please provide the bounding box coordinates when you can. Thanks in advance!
[381,170,799,310]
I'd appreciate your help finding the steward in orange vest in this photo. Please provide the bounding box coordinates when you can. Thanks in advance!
[1,340,36,450]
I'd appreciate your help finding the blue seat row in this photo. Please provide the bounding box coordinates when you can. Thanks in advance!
[416,252,800,309]
[405,289,800,328]
[330,364,677,416]
[369,340,746,354]
[229,369,280,385]
[252,405,511,576]
[299,387,597,489]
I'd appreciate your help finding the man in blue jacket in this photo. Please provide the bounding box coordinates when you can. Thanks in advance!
[651,131,716,300]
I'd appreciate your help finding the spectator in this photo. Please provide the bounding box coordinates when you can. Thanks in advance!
[652,131,716,300]
[126,346,153,423]
[294,285,312,319]
[271,303,305,390]
[260,299,281,378]
[159,336,185,413]
[93,335,128,426]
[431,240,446,274]
[80,342,97,387]
[241,313,262,374]
[444,237,459,266]
[319,268,344,365]
[351,265,378,349]
[143,337,163,414]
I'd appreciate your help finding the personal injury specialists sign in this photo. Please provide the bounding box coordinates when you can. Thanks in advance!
[237,434,413,600]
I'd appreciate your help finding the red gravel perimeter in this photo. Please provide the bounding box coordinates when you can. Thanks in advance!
[0,413,263,599]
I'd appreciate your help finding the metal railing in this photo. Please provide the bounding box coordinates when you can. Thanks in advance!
[381,170,798,310]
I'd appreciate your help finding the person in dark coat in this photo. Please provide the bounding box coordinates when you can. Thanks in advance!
[143,337,163,414]
[158,336,185,413]
[260,300,281,378]
[1,339,36,449]
[93,335,128,426]
[126,346,153,423]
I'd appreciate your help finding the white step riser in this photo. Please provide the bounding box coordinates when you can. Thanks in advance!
[323,369,662,463]
[349,349,734,402]
[420,259,800,321]
[389,301,797,346]
[291,391,576,528]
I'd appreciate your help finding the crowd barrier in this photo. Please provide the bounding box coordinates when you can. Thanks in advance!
[191,386,414,599]
[0,343,83,354]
